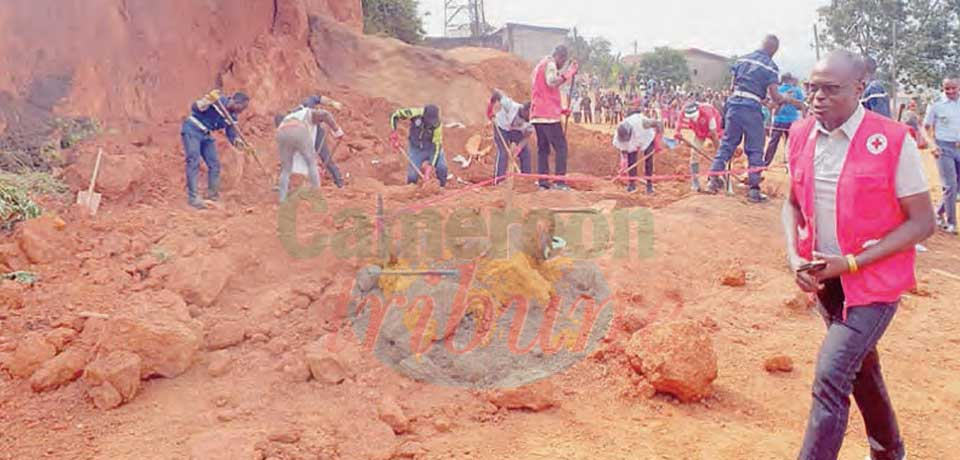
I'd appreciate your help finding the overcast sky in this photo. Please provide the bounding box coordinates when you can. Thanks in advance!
[418,0,832,76]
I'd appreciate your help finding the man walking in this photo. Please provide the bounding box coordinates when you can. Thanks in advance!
[764,73,805,165]
[581,93,593,124]
[488,89,534,183]
[674,101,722,191]
[706,35,796,202]
[180,89,250,209]
[924,77,960,235]
[783,51,934,460]
[530,44,578,191]
[613,113,663,194]
[861,57,892,118]
[390,105,448,187]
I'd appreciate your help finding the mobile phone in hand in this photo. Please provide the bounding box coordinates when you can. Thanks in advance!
[797,260,828,273]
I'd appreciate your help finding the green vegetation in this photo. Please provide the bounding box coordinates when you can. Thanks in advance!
[362,0,425,45]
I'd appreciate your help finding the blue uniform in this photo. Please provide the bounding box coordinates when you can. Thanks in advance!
[764,84,805,166]
[861,80,892,118]
[180,97,240,203]
[710,50,780,191]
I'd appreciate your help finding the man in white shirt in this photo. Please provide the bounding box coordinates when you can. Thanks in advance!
[488,89,534,184]
[612,113,663,193]
[923,77,960,234]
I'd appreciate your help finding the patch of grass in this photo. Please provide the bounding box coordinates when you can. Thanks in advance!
[0,170,68,196]
[0,182,42,231]
[2,271,39,284]
[55,117,101,150]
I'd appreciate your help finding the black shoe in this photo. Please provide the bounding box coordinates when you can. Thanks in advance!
[204,191,220,201]
[704,177,724,194]
[538,182,551,191]
[626,184,637,193]
[747,189,769,203]
[188,199,206,210]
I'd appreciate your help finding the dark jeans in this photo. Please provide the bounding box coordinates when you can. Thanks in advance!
[493,126,532,184]
[315,126,344,188]
[534,122,568,187]
[710,103,765,190]
[799,279,904,460]
[406,143,448,187]
[583,108,593,124]
[181,123,220,202]
[764,121,793,166]
[625,141,655,192]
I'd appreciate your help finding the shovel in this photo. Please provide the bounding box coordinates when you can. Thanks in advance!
[76,148,103,215]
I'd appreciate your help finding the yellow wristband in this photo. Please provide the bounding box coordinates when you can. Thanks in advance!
[846,254,859,274]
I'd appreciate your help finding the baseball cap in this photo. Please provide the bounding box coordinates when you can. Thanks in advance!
[683,102,700,120]
[423,104,440,127]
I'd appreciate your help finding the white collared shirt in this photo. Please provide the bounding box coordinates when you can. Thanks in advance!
[494,95,532,133]
[811,106,928,255]
[612,113,656,153]
[924,95,960,142]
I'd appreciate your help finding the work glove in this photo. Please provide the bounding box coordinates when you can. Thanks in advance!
[561,108,572,117]
[486,101,497,120]
[205,89,222,103]
[389,131,402,150]
[332,128,345,139]
[329,100,343,111]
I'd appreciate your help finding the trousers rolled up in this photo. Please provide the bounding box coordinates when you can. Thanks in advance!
[710,104,765,190]
[935,141,960,226]
[798,279,904,460]
[181,122,220,203]
[493,126,532,183]
[276,124,321,203]
[534,122,568,187]
[406,143,448,187]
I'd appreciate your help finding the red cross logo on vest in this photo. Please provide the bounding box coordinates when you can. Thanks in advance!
[866,133,888,155]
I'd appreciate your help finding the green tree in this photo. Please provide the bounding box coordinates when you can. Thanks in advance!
[362,0,425,45]
[818,0,960,90]
[637,47,692,86]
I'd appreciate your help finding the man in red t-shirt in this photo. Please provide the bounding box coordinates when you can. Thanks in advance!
[674,101,722,191]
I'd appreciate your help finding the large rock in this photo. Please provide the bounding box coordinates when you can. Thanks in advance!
[0,279,25,309]
[204,320,247,350]
[377,395,410,434]
[16,215,68,264]
[304,337,360,385]
[626,321,718,403]
[97,304,201,378]
[9,332,57,378]
[84,350,142,403]
[29,347,91,392]
[487,380,558,412]
[166,253,241,308]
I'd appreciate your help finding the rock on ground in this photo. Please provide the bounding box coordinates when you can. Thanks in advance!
[166,252,243,308]
[30,347,91,392]
[207,350,233,377]
[204,320,247,350]
[97,304,201,378]
[720,263,747,287]
[84,350,143,405]
[0,280,25,310]
[16,215,68,264]
[45,327,79,352]
[304,337,360,385]
[784,292,814,312]
[9,332,57,378]
[626,321,718,403]
[377,395,410,434]
[487,380,558,412]
[764,355,794,373]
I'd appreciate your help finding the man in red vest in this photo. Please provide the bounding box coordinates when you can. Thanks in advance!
[530,44,579,191]
[783,51,935,460]
[674,101,722,191]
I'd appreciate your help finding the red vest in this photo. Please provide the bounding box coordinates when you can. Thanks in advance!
[530,56,564,121]
[788,111,916,309]
[680,104,722,140]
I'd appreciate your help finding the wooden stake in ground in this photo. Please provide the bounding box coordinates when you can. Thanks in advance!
[76,148,103,216]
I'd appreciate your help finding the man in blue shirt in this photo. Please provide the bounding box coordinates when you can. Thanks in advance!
[924,77,960,235]
[861,56,892,118]
[706,35,797,202]
[763,73,805,165]
[181,89,250,209]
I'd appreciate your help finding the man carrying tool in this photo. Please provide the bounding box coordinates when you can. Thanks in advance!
[488,89,534,184]
[180,89,250,209]
[674,100,722,192]
[706,35,796,202]
[531,44,579,191]
[784,51,933,460]
[276,95,346,188]
[763,73,806,166]
[861,56,892,119]
[389,105,447,187]
[613,112,664,194]
[275,98,345,202]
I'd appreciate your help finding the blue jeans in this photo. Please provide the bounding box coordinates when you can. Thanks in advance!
[711,103,765,190]
[493,126,532,183]
[799,280,904,460]
[315,126,344,188]
[407,143,448,187]
[935,141,960,226]
[181,123,220,202]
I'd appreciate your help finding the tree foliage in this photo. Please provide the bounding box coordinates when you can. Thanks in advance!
[818,0,960,90]
[637,47,693,86]
[362,0,425,45]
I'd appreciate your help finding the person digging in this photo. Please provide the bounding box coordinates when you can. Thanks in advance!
[389,104,448,188]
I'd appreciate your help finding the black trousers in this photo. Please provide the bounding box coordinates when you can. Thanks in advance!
[763,121,792,166]
[625,141,655,192]
[535,122,568,186]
